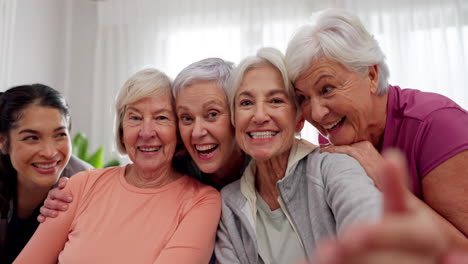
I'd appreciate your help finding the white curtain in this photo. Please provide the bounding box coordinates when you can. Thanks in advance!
[90,0,468,161]
[0,0,16,91]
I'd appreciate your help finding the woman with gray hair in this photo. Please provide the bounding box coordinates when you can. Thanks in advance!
[15,68,221,263]
[172,58,250,190]
[215,47,382,264]
[285,8,468,250]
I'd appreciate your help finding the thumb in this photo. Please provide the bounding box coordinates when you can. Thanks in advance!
[381,149,410,215]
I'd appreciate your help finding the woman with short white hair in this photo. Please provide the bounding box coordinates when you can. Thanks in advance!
[285,7,468,259]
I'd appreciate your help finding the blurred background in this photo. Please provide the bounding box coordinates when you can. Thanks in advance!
[1,0,467,164]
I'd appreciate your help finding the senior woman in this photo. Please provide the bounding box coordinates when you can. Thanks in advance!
[285,9,468,249]
[215,47,382,264]
[172,58,249,189]
[14,68,221,263]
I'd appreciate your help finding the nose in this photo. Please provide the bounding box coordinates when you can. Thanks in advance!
[192,119,207,138]
[310,98,329,123]
[253,103,270,124]
[139,119,156,139]
[40,142,59,159]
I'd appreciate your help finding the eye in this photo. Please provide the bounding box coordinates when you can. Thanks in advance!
[129,115,141,121]
[207,111,218,119]
[271,98,284,104]
[22,135,38,141]
[156,115,169,121]
[296,93,309,105]
[239,99,252,107]
[57,132,69,138]
[322,85,334,95]
[179,115,193,124]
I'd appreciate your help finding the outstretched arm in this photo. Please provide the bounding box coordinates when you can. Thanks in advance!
[321,142,468,249]
[309,150,468,264]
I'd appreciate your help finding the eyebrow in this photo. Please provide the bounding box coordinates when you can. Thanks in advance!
[314,74,334,87]
[202,99,224,108]
[237,89,287,98]
[18,126,67,135]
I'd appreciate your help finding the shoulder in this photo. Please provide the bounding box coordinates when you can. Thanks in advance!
[304,149,363,170]
[61,155,94,178]
[389,85,466,121]
[66,166,122,193]
[179,175,221,201]
[302,150,370,184]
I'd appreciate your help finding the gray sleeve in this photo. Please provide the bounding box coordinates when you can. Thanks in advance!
[321,153,382,234]
[60,155,93,178]
[215,203,242,264]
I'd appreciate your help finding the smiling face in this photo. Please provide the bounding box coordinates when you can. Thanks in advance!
[122,95,177,173]
[0,105,71,190]
[175,81,239,174]
[294,58,380,146]
[234,64,303,161]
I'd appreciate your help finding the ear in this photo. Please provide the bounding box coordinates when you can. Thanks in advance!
[0,135,6,155]
[295,113,305,133]
[368,65,379,94]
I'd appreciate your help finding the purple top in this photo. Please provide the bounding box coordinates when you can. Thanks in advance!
[319,85,468,198]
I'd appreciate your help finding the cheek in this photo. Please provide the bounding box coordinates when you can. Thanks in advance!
[178,125,191,145]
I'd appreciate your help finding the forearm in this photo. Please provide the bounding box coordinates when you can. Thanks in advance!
[408,193,468,250]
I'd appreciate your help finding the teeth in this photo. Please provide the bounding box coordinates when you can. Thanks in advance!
[139,146,161,152]
[35,162,56,169]
[322,118,343,130]
[195,144,217,151]
[249,131,277,139]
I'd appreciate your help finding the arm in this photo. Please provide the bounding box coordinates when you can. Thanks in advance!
[321,140,468,249]
[422,150,468,250]
[320,141,383,187]
[14,172,84,264]
[154,190,221,264]
[37,177,74,222]
[308,150,468,264]
[214,210,242,264]
[322,152,382,233]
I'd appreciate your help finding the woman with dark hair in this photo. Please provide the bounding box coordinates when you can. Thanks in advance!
[0,84,91,264]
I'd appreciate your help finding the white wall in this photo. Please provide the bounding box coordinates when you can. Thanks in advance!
[9,0,68,89]
[9,0,100,156]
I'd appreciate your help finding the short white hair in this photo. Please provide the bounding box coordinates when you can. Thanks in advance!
[228,47,299,125]
[285,8,390,95]
[114,68,172,154]
[172,58,234,99]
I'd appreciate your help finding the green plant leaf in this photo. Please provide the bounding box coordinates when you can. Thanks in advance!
[104,157,121,168]
[87,147,104,168]
[72,132,88,160]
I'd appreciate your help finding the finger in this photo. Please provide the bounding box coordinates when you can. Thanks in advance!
[48,187,73,203]
[43,196,69,211]
[381,149,409,214]
[342,216,443,254]
[342,249,436,264]
[37,214,46,223]
[57,177,69,189]
[313,238,343,264]
[39,206,59,218]
[441,250,468,264]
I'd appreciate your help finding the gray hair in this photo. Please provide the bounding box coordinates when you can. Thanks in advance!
[114,68,173,154]
[228,47,299,125]
[172,58,234,99]
[285,8,390,95]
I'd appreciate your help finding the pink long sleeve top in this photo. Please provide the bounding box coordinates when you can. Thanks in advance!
[14,165,221,264]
